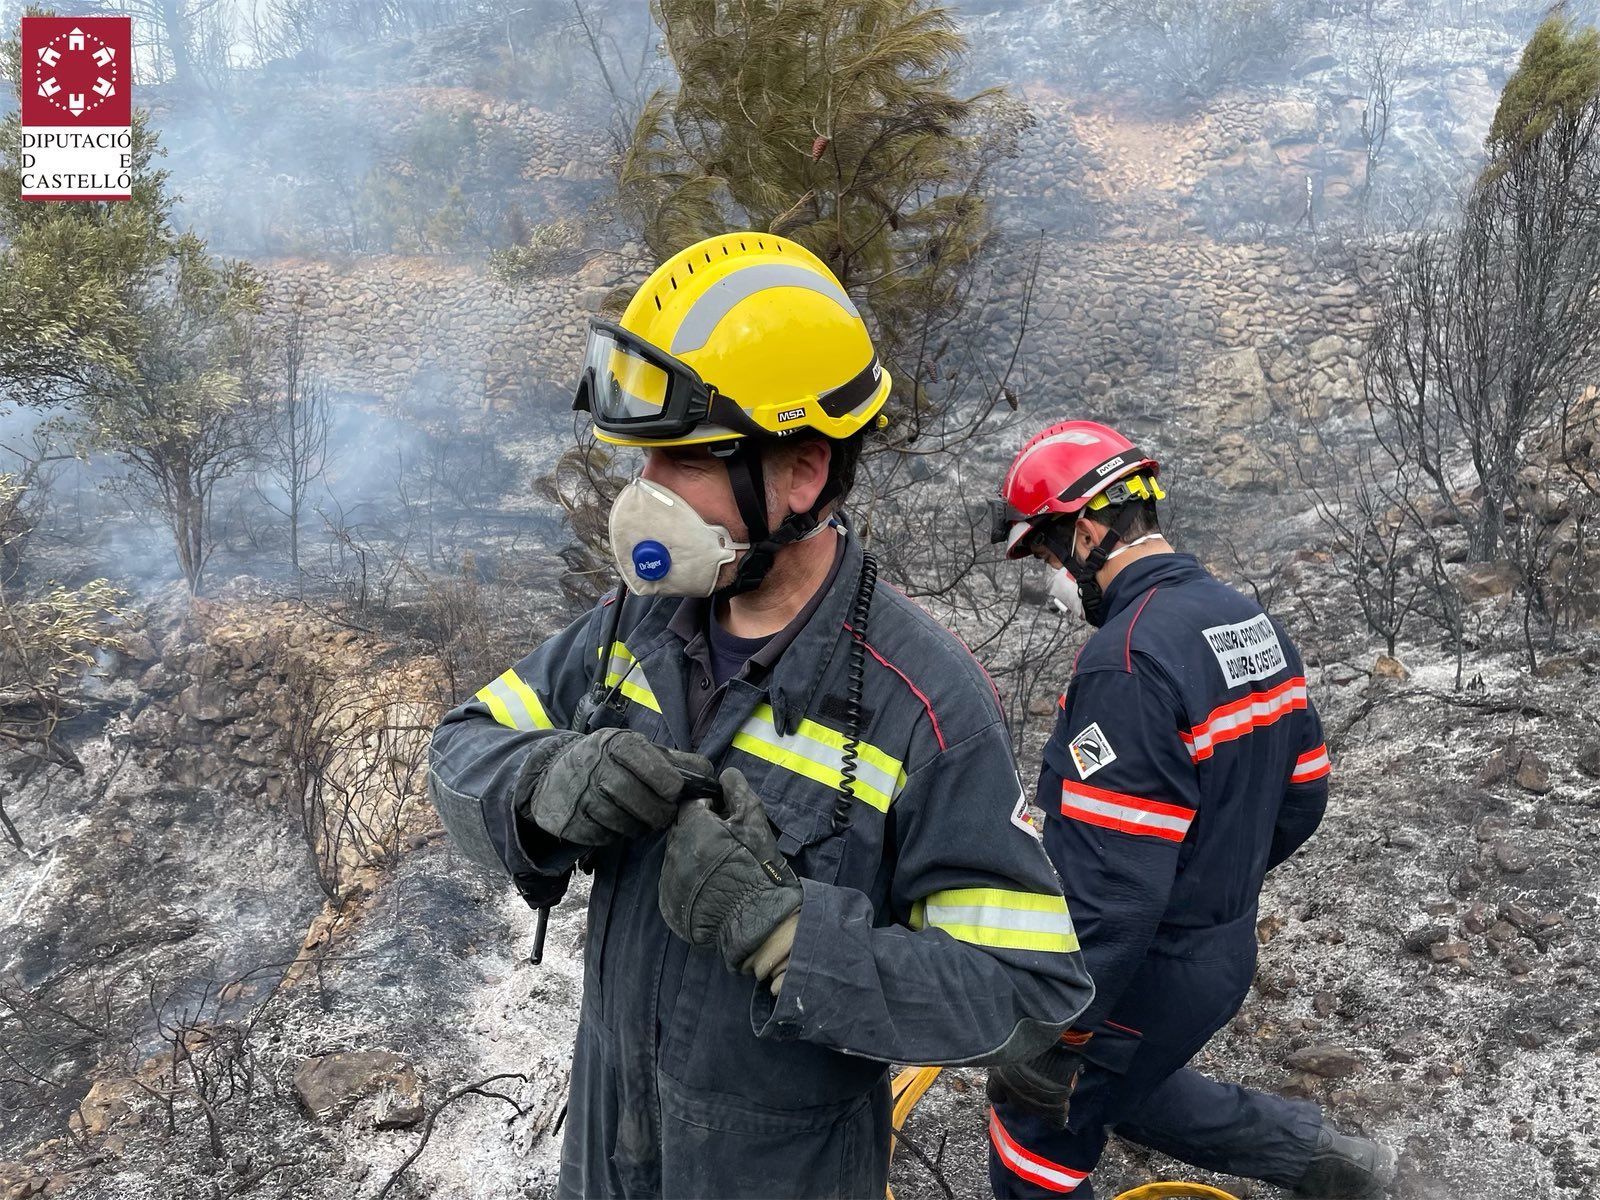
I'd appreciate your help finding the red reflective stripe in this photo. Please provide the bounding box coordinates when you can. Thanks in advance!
[1059,779,1192,820]
[1291,743,1331,782]
[1180,676,1308,762]
[1059,779,1194,842]
[988,1110,1087,1193]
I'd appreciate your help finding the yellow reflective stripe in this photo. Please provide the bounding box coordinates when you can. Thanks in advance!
[596,641,661,713]
[732,703,906,813]
[617,678,661,712]
[919,887,1080,954]
[476,682,516,728]
[789,713,904,786]
[501,670,552,730]
[475,669,553,731]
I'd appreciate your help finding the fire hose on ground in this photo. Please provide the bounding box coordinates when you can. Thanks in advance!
[887,1066,1241,1200]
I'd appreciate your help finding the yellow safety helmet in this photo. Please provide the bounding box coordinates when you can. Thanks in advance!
[573,232,892,448]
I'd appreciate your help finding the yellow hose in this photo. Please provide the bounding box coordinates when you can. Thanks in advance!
[882,1067,1239,1200]
[886,1066,943,1200]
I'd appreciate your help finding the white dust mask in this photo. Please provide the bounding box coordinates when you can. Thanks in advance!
[1047,567,1085,621]
[1045,534,1163,623]
[608,478,750,597]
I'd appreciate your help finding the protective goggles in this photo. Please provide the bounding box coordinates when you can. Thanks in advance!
[572,319,761,441]
[987,473,1164,549]
[988,497,1033,546]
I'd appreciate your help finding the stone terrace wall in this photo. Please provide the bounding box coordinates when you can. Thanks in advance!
[259,234,1394,419]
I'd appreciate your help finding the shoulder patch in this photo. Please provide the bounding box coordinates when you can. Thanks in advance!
[1201,612,1286,688]
[1068,721,1116,780]
[1009,778,1044,840]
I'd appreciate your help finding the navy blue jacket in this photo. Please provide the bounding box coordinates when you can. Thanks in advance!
[429,530,1095,1196]
[1039,553,1329,1029]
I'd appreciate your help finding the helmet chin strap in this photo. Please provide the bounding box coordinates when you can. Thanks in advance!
[716,441,838,598]
[1038,504,1151,627]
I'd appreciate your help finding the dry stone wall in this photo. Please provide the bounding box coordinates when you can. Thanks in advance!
[259,233,1392,426]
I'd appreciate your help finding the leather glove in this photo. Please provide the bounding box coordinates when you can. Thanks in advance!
[659,768,803,972]
[523,727,712,847]
[986,1042,1084,1130]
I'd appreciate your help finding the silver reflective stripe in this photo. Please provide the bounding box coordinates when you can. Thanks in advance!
[478,671,551,731]
[671,263,860,355]
[1003,429,1107,492]
[923,902,1077,939]
[731,704,904,813]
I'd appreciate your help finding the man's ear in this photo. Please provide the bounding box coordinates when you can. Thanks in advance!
[780,437,832,518]
[1076,514,1109,555]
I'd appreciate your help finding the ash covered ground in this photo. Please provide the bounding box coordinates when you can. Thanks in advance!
[5,1,1600,1198]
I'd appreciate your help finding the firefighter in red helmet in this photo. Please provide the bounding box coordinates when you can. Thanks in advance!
[984,420,1398,1199]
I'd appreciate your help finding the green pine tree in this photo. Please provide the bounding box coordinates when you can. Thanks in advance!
[618,0,1030,388]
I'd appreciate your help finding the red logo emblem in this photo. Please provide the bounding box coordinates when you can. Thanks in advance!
[21,17,130,127]
[19,17,132,201]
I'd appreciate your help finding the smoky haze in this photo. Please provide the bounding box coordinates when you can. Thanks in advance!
[1,2,1597,1199]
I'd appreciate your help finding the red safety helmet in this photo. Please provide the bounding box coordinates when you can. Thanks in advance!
[990,420,1162,559]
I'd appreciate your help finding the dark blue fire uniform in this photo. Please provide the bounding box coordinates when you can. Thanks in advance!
[990,553,1331,1197]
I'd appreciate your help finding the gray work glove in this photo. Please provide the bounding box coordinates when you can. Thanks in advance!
[659,768,803,973]
[985,1042,1085,1130]
[523,727,712,847]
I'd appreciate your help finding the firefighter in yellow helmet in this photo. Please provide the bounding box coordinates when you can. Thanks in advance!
[429,233,1094,1198]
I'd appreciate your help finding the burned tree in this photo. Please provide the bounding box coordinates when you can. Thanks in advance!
[277,651,433,900]
[1359,16,1600,670]
[257,289,333,582]
[1368,16,1600,564]
[0,469,123,849]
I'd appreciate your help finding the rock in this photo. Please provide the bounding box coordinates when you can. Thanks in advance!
[1454,560,1518,602]
[1197,347,1270,424]
[1463,904,1490,934]
[117,630,159,663]
[1386,1030,1429,1063]
[1501,903,1538,931]
[1402,924,1449,954]
[1430,939,1471,963]
[177,683,232,724]
[372,1077,426,1130]
[1486,920,1519,947]
[1308,334,1346,365]
[1492,842,1534,875]
[69,1078,141,1138]
[1513,751,1551,794]
[0,1163,45,1200]
[1263,99,1319,145]
[1371,654,1409,681]
[1283,1044,1361,1078]
[1475,750,1511,788]
[1505,954,1534,977]
[293,1052,423,1124]
[1576,742,1600,779]
[1313,990,1336,1017]
[1293,51,1340,77]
